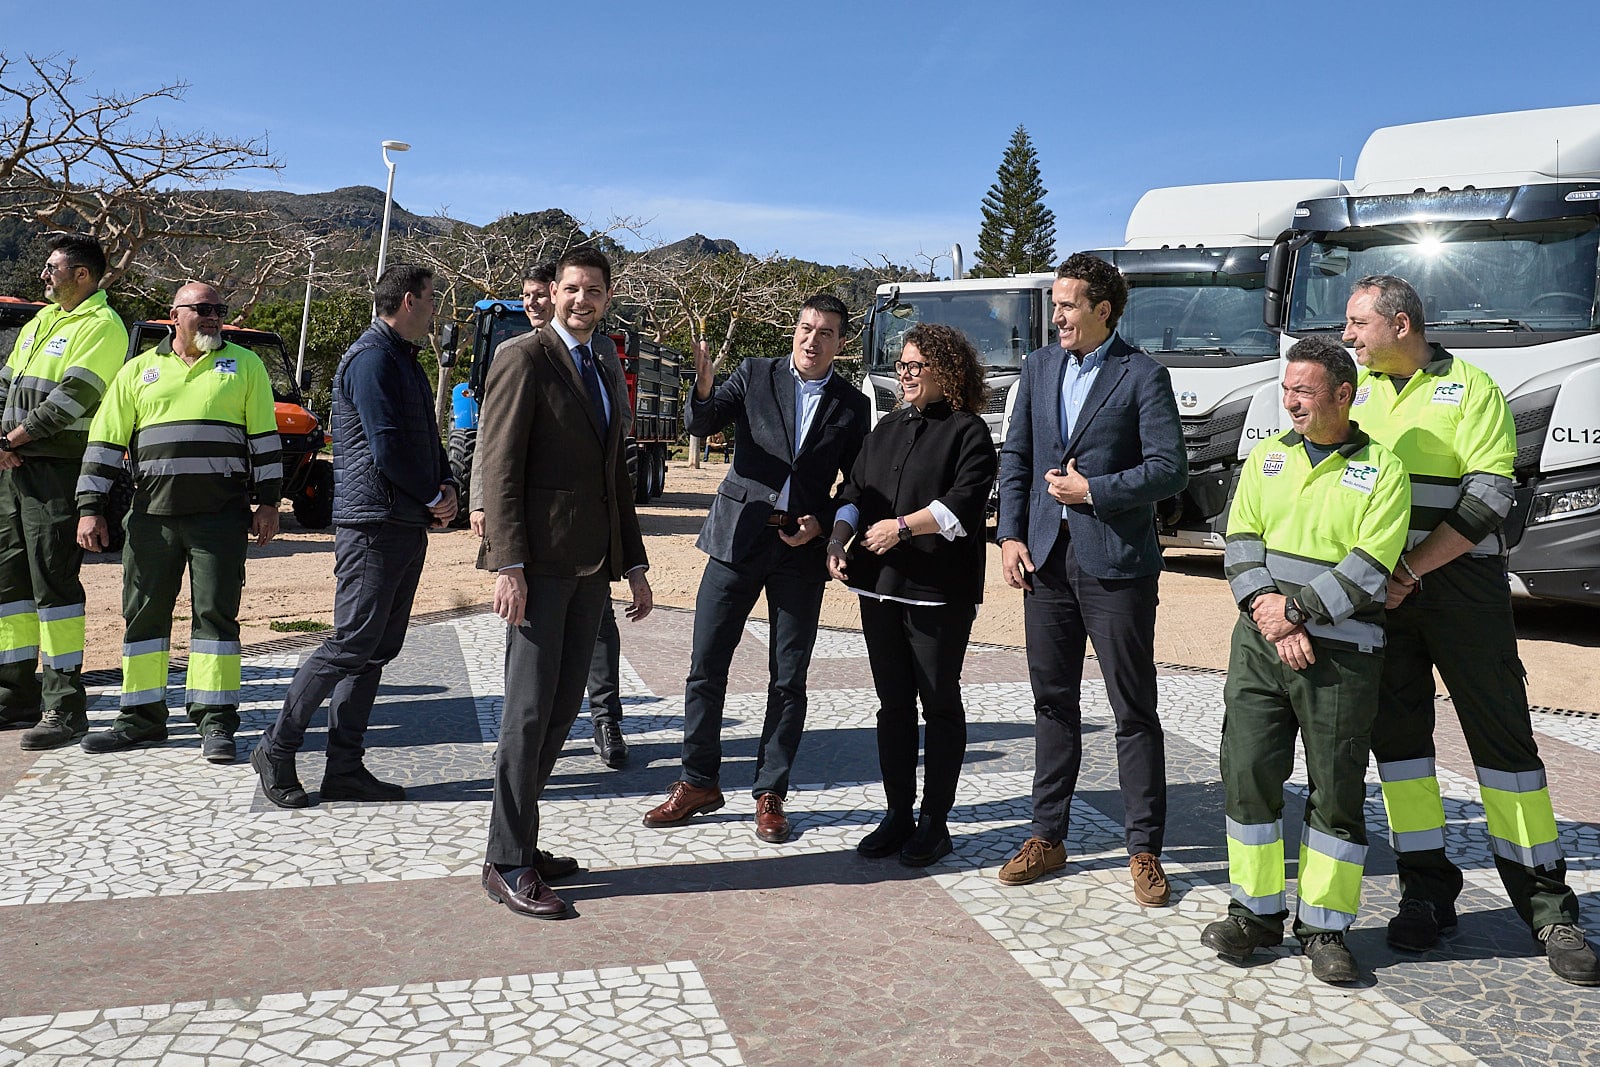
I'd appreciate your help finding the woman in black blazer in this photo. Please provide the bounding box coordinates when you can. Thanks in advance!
[825,324,997,865]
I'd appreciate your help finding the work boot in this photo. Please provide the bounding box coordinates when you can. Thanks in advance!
[593,719,628,768]
[20,708,88,750]
[1538,924,1600,986]
[1387,898,1457,952]
[1301,931,1360,984]
[250,744,309,808]
[320,764,406,802]
[0,705,41,730]
[81,723,168,753]
[1200,915,1284,963]
[200,725,237,764]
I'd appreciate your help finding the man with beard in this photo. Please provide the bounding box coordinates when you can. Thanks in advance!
[77,282,281,762]
[0,234,127,750]
[253,265,455,805]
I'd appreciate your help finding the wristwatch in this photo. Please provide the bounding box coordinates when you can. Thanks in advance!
[896,516,911,542]
[0,436,12,452]
[1284,596,1310,626]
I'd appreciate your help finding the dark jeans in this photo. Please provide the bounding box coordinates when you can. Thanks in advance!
[261,522,427,775]
[858,596,975,820]
[682,533,826,798]
[485,571,609,866]
[1025,535,1165,855]
[585,602,623,725]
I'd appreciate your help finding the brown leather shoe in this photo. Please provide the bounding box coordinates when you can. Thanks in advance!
[534,849,579,881]
[482,863,569,919]
[754,792,790,843]
[998,836,1067,885]
[1130,852,1171,907]
[642,780,725,827]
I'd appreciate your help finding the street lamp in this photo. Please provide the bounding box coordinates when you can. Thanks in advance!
[375,139,410,284]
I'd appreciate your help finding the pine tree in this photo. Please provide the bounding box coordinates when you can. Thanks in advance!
[973,126,1057,278]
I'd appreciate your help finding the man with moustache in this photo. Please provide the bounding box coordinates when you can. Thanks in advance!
[642,293,870,844]
[0,234,127,750]
[77,282,282,762]
[470,262,631,769]
[253,265,456,804]
[477,248,651,919]
[1341,273,1597,985]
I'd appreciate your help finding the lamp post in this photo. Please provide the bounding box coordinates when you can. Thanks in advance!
[375,139,410,284]
[295,246,315,387]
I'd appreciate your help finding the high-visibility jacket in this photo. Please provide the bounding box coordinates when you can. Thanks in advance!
[1350,344,1515,557]
[76,339,282,516]
[1,289,128,460]
[1225,425,1411,652]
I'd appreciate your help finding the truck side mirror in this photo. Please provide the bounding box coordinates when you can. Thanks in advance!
[299,369,314,392]
[437,322,460,367]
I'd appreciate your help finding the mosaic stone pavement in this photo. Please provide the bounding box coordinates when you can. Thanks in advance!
[1,601,1598,1066]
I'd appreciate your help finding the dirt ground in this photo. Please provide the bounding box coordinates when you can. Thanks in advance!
[78,462,1600,713]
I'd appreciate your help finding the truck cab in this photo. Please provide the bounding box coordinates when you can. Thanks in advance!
[1266,105,1600,604]
[1087,179,1345,548]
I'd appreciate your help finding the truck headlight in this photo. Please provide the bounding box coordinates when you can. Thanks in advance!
[1529,483,1600,523]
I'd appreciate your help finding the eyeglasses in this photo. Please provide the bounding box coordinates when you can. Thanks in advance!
[893,360,927,378]
[175,303,229,318]
[41,261,81,276]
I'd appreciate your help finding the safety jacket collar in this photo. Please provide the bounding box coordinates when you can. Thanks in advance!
[1278,423,1372,460]
[47,287,111,322]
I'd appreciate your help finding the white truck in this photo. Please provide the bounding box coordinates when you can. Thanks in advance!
[1085,179,1346,548]
[1264,104,1600,605]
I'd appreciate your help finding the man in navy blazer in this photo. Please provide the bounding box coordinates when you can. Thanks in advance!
[643,294,870,843]
[995,253,1188,907]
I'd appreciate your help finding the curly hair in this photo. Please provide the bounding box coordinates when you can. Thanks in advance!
[901,323,987,413]
[1057,252,1128,330]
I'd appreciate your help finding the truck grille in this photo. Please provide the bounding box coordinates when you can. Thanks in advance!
[1182,399,1250,469]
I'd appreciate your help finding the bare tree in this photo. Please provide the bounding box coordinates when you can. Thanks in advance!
[0,51,281,286]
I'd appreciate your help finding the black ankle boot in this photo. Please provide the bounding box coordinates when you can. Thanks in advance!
[899,814,952,867]
[857,809,915,858]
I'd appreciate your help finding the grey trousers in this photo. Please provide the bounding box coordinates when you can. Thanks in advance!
[485,570,610,866]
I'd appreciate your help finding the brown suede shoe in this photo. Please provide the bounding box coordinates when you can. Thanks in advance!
[998,836,1067,885]
[1130,852,1171,907]
[482,863,569,919]
[642,781,725,827]
[754,792,790,843]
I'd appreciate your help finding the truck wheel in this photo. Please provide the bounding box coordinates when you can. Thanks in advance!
[650,447,666,498]
[447,428,476,527]
[630,440,649,504]
[102,467,135,555]
[291,459,335,530]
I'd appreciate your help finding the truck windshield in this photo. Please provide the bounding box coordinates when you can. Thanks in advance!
[1120,272,1274,358]
[1288,219,1600,334]
[869,290,1038,373]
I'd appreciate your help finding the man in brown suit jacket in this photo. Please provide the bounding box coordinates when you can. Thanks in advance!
[476,247,651,919]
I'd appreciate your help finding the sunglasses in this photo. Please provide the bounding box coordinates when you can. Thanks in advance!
[175,303,229,317]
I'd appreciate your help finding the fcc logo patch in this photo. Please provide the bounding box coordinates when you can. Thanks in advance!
[1353,384,1370,407]
[1262,451,1287,478]
[44,336,69,357]
[1340,462,1379,495]
[141,368,160,384]
[1432,382,1464,406]
[214,357,237,375]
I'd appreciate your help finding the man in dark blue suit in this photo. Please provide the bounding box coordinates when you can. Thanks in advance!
[994,253,1188,907]
[643,294,870,844]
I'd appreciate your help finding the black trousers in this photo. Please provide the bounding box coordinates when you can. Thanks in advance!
[485,570,609,866]
[262,522,427,775]
[1024,535,1165,855]
[584,602,623,726]
[858,596,975,820]
[681,532,825,798]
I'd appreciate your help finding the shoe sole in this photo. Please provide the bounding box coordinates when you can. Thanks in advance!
[857,835,914,859]
[321,789,406,802]
[642,796,724,827]
[1310,957,1361,983]
[1200,929,1283,962]
[998,859,1066,886]
[755,826,790,844]
[204,750,237,765]
[899,840,952,867]
[20,730,87,751]
[592,740,629,768]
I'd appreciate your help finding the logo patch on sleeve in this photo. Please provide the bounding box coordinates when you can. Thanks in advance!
[214,357,237,375]
[141,367,160,384]
[1262,451,1287,477]
[1340,461,1379,494]
[1431,381,1464,405]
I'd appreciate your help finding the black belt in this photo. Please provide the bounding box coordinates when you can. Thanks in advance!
[766,510,792,527]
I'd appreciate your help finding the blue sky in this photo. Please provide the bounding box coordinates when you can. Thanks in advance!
[11,1,1600,274]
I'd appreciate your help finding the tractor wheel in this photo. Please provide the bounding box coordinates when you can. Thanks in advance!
[447,427,476,527]
[291,459,335,530]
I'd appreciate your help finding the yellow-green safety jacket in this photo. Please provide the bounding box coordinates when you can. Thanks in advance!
[76,339,282,516]
[1,289,129,460]
[1350,344,1515,557]
[1225,424,1411,652]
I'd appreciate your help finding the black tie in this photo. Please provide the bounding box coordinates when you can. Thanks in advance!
[575,343,608,431]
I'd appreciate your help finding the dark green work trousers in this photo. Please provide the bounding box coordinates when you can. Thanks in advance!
[0,457,87,718]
